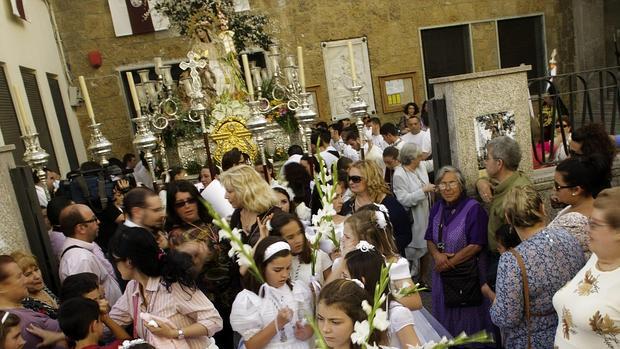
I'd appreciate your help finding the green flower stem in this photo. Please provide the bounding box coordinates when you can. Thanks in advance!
[306,315,329,349]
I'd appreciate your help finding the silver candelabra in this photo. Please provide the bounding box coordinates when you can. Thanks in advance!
[21,132,51,200]
[346,84,369,159]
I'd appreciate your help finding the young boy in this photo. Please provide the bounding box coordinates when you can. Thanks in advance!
[59,272,131,343]
[58,297,123,349]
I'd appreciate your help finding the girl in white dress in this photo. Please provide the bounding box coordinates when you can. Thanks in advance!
[317,279,385,349]
[342,246,421,347]
[329,205,422,310]
[230,237,313,349]
[269,212,332,286]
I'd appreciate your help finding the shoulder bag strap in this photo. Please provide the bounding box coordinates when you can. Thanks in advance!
[60,245,85,259]
[509,248,532,349]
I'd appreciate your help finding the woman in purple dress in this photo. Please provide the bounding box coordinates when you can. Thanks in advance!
[424,166,493,338]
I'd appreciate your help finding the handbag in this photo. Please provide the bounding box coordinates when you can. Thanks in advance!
[437,210,483,307]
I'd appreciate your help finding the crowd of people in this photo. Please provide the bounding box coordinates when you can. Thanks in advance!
[1,107,619,349]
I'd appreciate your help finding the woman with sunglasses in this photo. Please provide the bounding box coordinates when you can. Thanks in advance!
[552,187,620,348]
[340,160,410,257]
[548,154,609,259]
[165,180,214,236]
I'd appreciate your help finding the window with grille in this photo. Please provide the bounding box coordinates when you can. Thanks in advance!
[47,74,78,170]
[0,65,27,165]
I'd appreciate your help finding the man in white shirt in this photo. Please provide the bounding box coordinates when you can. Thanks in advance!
[380,123,405,151]
[401,115,432,158]
[328,122,346,155]
[343,126,385,172]
[311,129,339,171]
[369,117,389,151]
[59,204,122,305]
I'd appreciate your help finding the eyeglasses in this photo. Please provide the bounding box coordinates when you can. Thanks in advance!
[80,217,99,224]
[438,182,459,191]
[348,175,364,183]
[174,198,197,208]
[555,123,569,128]
[553,182,577,191]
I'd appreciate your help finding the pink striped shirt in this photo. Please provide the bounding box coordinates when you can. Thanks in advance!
[109,277,222,349]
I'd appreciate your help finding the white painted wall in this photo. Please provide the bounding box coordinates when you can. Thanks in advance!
[0,0,86,174]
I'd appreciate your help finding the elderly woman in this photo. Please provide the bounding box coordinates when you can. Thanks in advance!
[424,166,491,338]
[340,160,410,256]
[0,255,65,348]
[219,165,279,247]
[490,186,585,349]
[393,143,435,281]
[548,154,609,260]
[10,252,58,319]
[552,187,620,348]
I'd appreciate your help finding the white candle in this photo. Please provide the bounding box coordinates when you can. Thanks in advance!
[297,46,306,93]
[348,41,357,85]
[78,76,97,125]
[241,54,254,100]
[154,57,163,75]
[126,72,142,117]
[12,85,30,135]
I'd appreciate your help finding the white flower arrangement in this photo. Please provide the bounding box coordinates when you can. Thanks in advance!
[355,240,375,253]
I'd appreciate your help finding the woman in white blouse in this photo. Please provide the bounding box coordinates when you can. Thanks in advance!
[553,187,620,348]
[109,227,222,349]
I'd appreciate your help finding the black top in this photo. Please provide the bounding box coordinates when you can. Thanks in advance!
[229,206,281,247]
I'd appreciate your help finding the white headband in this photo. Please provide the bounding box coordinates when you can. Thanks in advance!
[0,312,9,324]
[263,241,291,261]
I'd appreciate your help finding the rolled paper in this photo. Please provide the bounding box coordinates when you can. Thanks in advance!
[297,46,306,92]
[125,71,142,117]
[12,84,30,135]
[348,41,357,85]
[78,76,97,125]
[241,54,254,100]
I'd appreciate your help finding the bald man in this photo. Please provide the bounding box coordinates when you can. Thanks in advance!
[58,204,121,305]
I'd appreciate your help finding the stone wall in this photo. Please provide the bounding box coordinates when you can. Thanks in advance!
[51,0,576,156]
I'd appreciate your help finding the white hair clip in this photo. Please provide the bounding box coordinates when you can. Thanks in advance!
[347,278,365,289]
[375,211,387,229]
[119,339,148,349]
[355,240,375,252]
[374,203,389,215]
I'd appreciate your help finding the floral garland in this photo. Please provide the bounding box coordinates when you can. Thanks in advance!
[149,0,273,52]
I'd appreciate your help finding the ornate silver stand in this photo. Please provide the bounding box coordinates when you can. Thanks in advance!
[131,115,158,182]
[246,100,269,181]
[22,133,50,200]
[87,123,113,166]
[347,84,369,160]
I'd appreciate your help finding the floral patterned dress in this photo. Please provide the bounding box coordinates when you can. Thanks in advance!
[490,226,585,348]
[553,254,620,349]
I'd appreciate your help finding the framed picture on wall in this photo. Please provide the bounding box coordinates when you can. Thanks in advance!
[378,71,416,114]
[305,85,321,119]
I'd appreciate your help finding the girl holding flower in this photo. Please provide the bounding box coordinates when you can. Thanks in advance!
[268,212,332,285]
[230,236,314,349]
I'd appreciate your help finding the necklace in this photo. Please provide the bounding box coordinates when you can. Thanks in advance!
[268,291,288,342]
[291,257,302,283]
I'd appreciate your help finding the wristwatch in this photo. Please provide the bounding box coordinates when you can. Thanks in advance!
[177,329,185,340]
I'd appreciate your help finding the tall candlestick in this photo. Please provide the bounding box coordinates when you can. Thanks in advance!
[241,54,254,100]
[297,46,306,93]
[126,72,142,117]
[348,41,357,85]
[78,76,97,125]
[12,85,30,135]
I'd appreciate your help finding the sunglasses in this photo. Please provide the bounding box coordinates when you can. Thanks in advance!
[174,198,197,208]
[553,182,577,191]
[349,175,364,183]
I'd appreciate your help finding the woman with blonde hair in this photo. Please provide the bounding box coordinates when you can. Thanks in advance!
[340,160,410,256]
[10,251,58,319]
[552,187,620,348]
[490,186,585,349]
[220,165,279,247]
